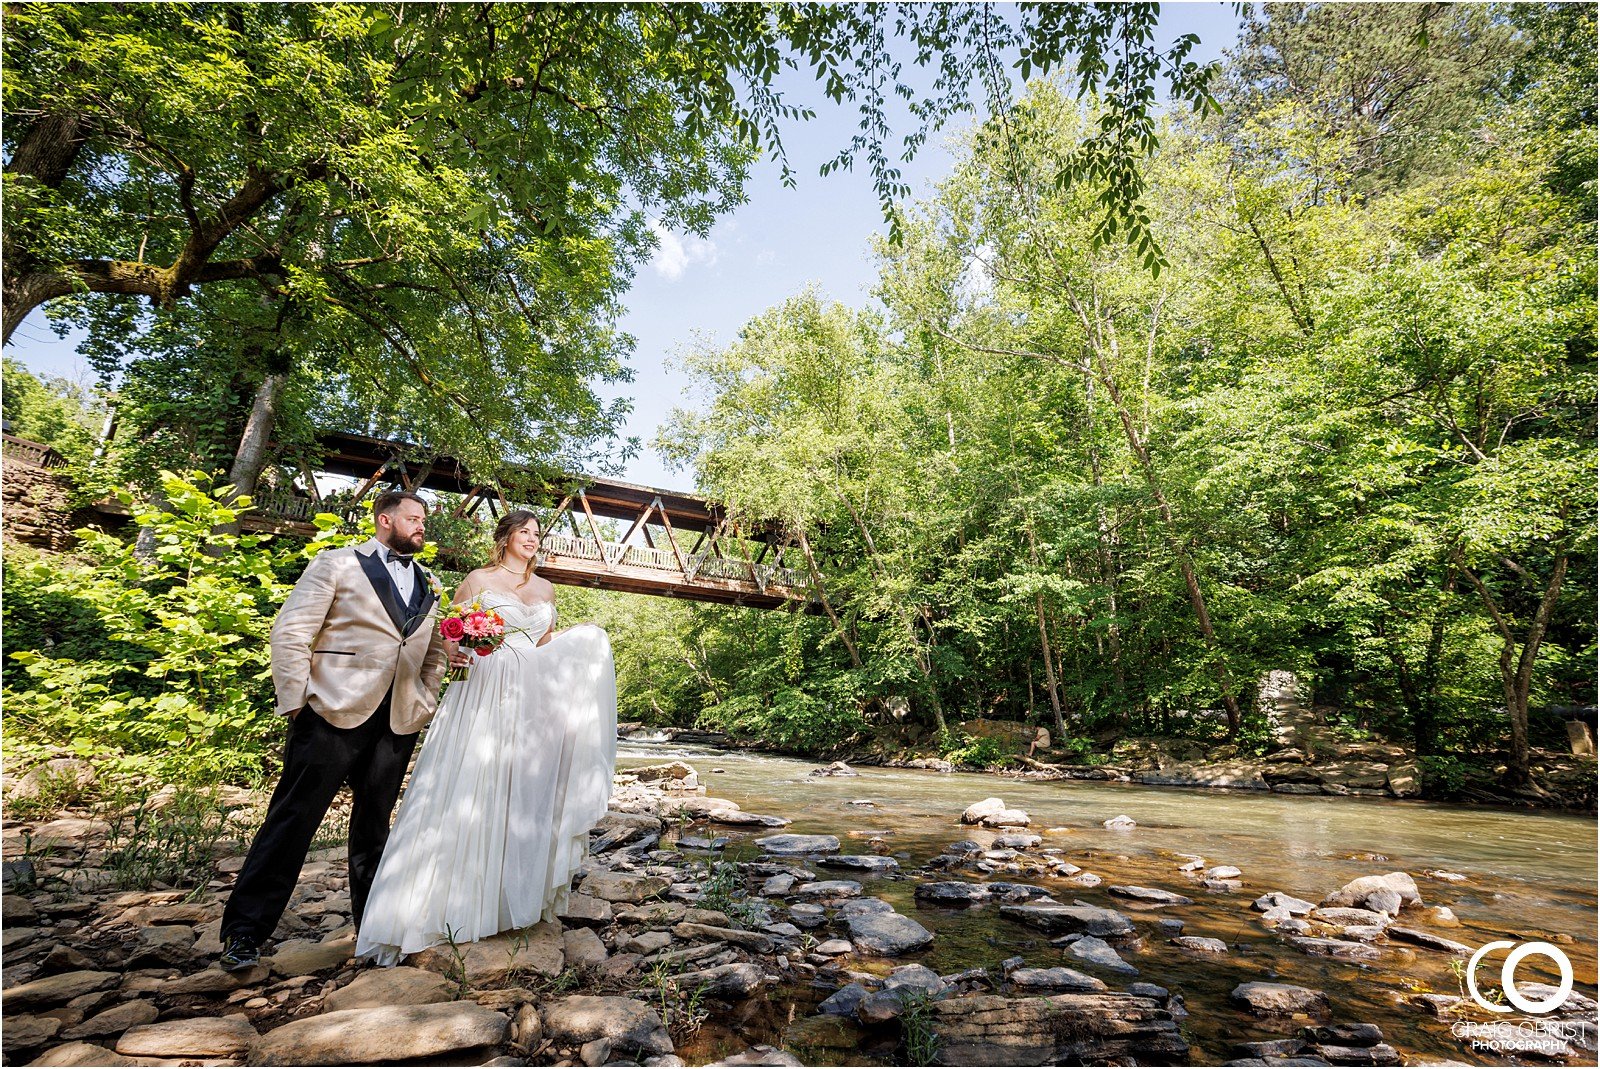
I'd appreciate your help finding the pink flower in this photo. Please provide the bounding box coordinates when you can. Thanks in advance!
[439,616,466,641]
[464,611,492,638]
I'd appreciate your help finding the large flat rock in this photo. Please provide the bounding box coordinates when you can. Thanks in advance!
[1107,885,1193,906]
[1008,967,1106,991]
[840,912,934,955]
[25,1041,142,1067]
[267,935,353,977]
[246,1001,509,1066]
[915,881,992,904]
[410,922,563,985]
[60,999,159,1040]
[1385,926,1473,955]
[117,1016,258,1058]
[3,971,119,1009]
[815,855,899,874]
[930,992,1186,1065]
[539,995,673,1057]
[753,834,841,856]
[998,902,1134,938]
[579,870,671,903]
[1231,981,1331,1016]
[322,966,456,1013]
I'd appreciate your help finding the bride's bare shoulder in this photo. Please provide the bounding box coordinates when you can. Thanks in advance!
[454,568,491,596]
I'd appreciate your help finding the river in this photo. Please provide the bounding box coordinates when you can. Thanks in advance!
[618,740,1598,1066]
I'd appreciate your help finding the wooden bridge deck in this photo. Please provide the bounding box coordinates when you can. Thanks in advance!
[96,431,820,611]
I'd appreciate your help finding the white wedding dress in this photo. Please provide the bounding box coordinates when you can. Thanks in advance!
[356,596,617,966]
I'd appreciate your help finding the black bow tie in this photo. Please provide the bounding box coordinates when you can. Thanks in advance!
[384,549,414,567]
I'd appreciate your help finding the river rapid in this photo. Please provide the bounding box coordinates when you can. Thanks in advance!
[618,740,1598,1066]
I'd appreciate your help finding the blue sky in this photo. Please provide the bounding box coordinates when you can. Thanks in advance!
[6,3,1246,492]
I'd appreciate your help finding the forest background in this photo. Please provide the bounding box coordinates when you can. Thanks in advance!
[3,2,1594,804]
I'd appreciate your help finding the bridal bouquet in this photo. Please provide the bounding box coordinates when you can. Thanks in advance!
[439,602,507,681]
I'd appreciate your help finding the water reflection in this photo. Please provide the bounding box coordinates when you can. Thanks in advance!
[620,742,1597,1066]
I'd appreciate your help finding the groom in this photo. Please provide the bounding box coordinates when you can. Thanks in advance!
[218,490,457,970]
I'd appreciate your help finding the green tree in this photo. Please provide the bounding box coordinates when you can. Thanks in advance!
[1,355,105,465]
[4,2,1219,495]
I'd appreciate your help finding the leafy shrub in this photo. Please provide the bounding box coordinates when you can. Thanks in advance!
[699,683,867,754]
[4,472,293,785]
[937,729,1014,769]
[1419,754,1470,795]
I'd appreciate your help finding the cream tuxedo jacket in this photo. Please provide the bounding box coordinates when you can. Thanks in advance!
[269,539,449,734]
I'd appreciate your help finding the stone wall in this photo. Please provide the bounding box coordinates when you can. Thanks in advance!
[2,453,80,552]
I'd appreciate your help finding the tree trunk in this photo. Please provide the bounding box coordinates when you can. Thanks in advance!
[797,528,864,670]
[226,370,287,500]
[1089,337,1243,737]
[1035,593,1069,739]
[1081,379,1129,724]
[1467,549,1570,788]
[1023,522,1069,738]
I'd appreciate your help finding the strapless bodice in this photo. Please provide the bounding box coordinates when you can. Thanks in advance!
[473,593,555,649]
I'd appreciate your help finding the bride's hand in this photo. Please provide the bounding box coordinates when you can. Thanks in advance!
[448,641,472,669]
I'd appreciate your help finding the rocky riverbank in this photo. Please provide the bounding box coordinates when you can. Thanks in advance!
[620,724,1598,811]
[2,759,1596,1066]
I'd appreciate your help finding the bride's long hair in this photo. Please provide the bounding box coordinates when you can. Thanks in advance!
[489,510,540,576]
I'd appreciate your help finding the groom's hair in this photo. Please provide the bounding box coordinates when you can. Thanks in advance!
[374,490,427,517]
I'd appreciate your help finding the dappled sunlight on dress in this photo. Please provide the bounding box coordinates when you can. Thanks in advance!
[355,596,617,966]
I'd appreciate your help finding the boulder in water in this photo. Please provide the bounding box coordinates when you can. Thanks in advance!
[840,912,934,955]
[1231,982,1331,1016]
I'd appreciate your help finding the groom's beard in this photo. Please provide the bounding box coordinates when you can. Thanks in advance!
[385,530,426,554]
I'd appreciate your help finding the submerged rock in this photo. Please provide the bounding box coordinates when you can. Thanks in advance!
[1289,936,1383,962]
[929,991,1187,1065]
[1107,885,1193,906]
[815,855,898,874]
[1064,935,1137,974]
[1384,926,1473,955]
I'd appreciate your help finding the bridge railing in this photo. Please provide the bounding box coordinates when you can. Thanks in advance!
[2,434,65,470]
[540,532,808,591]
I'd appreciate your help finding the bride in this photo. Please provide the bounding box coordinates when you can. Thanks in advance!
[356,511,617,966]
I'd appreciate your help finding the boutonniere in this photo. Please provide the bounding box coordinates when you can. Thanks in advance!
[424,571,444,598]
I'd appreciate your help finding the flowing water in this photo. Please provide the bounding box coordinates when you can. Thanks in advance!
[619,741,1598,1066]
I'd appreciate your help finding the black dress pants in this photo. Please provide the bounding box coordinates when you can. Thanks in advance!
[220,700,418,944]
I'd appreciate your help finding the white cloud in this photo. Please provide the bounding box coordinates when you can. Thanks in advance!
[755,249,777,267]
[650,221,718,281]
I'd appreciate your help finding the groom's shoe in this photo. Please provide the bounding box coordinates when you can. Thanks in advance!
[218,934,261,972]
